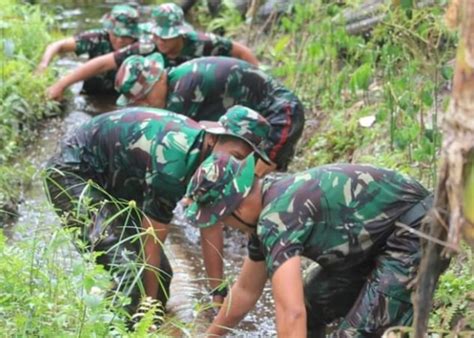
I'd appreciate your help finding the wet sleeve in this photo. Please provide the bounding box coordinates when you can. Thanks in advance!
[143,172,189,224]
[74,29,102,56]
[113,41,156,67]
[258,216,305,278]
[166,71,207,119]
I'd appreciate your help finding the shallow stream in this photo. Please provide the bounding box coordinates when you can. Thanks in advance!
[11,1,276,336]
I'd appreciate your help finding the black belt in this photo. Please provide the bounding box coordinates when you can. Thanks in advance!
[398,194,434,226]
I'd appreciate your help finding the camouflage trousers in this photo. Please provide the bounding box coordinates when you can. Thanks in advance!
[304,195,433,337]
[44,157,172,315]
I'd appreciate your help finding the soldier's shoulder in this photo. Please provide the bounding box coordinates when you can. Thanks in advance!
[184,30,224,44]
[76,28,108,39]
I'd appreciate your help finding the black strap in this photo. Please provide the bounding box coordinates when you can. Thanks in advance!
[398,194,434,226]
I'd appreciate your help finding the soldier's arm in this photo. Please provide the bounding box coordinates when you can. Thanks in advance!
[141,215,169,301]
[47,53,117,101]
[200,224,225,303]
[36,37,77,74]
[272,256,307,337]
[205,257,267,336]
[231,41,259,66]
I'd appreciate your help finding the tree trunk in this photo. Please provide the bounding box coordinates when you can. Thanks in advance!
[414,0,474,336]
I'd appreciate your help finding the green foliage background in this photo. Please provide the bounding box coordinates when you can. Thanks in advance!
[0,0,61,220]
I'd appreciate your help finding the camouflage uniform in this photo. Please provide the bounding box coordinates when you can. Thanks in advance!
[45,107,273,313]
[74,29,117,93]
[251,164,431,337]
[183,154,433,336]
[74,5,140,93]
[114,31,233,69]
[166,56,305,170]
[115,54,300,168]
[113,3,233,69]
[44,108,206,312]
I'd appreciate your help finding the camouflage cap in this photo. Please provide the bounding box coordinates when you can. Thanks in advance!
[201,105,273,164]
[151,3,192,39]
[183,153,256,228]
[115,53,165,106]
[101,4,140,38]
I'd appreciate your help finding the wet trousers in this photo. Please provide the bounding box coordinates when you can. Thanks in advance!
[304,195,434,337]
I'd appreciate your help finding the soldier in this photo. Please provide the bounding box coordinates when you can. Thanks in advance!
[182,153,434,337]
[47,3,258,100]
[44,106,272,313]
[115,54,305,173]
[37,4,140,94]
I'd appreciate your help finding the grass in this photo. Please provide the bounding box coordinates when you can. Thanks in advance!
[247,1,456,185]
[0,0,62,221]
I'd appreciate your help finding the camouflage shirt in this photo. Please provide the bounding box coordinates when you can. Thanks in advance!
[62,107,206,223]
[113,31,232,68]
[75,29,133,92]
[75,29,115,58]
[113,39,156,68]
[247,164,429,277]
[166,56,305,161]
[166,31,232,67]
[74,28,154,70]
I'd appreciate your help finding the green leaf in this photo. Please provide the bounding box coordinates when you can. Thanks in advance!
[273,35,291,54]
[83,275,95,292]
[350,63,373,93]
[441,65,454,81]
[83,294,101,309]
[421,88,434,107]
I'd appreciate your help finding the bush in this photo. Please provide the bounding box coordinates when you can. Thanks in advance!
[0,0,61,220]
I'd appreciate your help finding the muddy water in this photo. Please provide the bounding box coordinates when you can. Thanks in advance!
[12,1,276,336]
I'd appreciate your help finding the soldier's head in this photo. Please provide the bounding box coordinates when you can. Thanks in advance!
[102,4,140,50]
[115,53,167,107]
[181,153,261,232]
[201,105,273,165]
[150,3,191,55]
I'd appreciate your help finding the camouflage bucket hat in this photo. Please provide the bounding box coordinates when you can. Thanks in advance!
[101,4,140,38]
[201,105,273,164]
[183,153,256,228]
[151,3,192,39]
[115,53,165,106]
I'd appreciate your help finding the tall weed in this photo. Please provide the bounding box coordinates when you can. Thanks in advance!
[252,1,456,184]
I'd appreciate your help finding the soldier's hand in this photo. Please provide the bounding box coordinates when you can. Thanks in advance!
[47,83,65,101]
